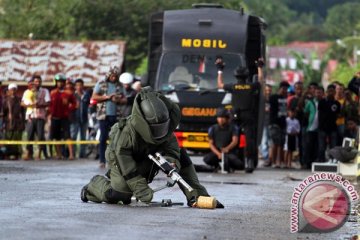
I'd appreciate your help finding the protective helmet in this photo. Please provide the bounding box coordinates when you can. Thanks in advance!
[140,96,170,139]
[54,73,66,81]
[119,72,134,84]
[233,66,249,80]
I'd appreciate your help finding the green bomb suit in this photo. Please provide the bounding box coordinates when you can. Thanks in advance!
[82,88,209,205]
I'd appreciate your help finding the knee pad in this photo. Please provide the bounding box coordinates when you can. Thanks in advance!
[104,188,132,205]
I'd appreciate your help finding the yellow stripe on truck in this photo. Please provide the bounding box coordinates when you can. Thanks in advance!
[176,132,210,149]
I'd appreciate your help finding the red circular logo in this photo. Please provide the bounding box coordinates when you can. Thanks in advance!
[301,182,350,232]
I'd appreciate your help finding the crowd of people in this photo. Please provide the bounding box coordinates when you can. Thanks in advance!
[0,65,359,172]
[260,76,360,169]
[198,54,360,172]
[0,67,141,168]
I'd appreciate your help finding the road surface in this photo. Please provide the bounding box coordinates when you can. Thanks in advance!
[0,158,358,240]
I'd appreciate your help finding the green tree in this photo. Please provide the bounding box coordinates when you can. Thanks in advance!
[284,13,329,42]
[244,0,295,45]
[0,0,76,39]
[329,62,360,86]
[324,2,360,39]
[289,50,329,86]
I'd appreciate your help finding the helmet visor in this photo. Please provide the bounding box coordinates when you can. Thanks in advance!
[149,118,170,139]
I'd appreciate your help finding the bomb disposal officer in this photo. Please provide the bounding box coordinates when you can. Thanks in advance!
[81,87,224,208]
[216,57,264,173]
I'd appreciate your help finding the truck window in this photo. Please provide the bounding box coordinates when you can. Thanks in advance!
[157,52,245,91]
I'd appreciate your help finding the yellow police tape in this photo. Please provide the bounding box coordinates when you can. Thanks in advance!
[0,140,100,145]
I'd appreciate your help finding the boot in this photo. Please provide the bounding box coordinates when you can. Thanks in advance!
[245,158,254,173]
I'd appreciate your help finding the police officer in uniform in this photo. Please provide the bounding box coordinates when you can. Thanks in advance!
[216,57,264,173]
[81,87,224,208]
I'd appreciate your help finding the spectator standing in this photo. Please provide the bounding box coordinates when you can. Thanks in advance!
[1,84,25,159]
[317,85,340,162]
[21,75,50,160]
[203,108,242,172]
[334,83,346,145]
[259,84,272,163]
[297,82,318,168]
[343,88,359,122]
[70,79,91,158]
[303,86,324,169]
[119,72,137,117]
[348,72,360,96]
[288,82,304,165]
[284,109,300,168]
[216,57,265,173]
[49,74,77,160]
[92,66,127,168]
[266,81,289,168]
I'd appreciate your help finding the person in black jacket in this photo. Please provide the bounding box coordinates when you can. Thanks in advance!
[203,108,242,172]
[216,57,264,173]
[348,71,360,96]
[317,84,341,162]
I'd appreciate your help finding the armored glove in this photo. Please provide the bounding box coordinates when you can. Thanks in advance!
[126,175,154,203]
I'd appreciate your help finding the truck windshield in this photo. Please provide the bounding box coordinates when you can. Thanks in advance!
[157,52,245,91]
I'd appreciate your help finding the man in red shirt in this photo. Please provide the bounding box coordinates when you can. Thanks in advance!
[49,74,77,159]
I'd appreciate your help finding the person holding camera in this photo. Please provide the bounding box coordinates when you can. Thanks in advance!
[92,66,128,168]
[216,57,264,173]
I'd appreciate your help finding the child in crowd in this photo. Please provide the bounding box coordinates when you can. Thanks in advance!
[22,80,36,119]
[285,108,300,168]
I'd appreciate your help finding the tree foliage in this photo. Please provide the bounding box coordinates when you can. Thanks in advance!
[329,62,360,86]
[324,2,360,39]
[0,0,359,71]
[244,0,295,45]
[289,50,329,87]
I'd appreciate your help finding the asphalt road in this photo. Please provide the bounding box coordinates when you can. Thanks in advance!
[0,158,358,240]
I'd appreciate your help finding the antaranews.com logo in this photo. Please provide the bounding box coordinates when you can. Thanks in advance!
[290,172,359,233]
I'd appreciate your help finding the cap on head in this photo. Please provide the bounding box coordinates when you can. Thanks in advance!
[8,83,17,90]
[54,73,66,81]
[216,108,230,118]
[140,96,170,139]
[119,72,134,84]
[233,66,249,79]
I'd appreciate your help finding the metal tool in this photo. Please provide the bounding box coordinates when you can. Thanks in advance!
[149,199,184,207]
[148,152,194,193]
